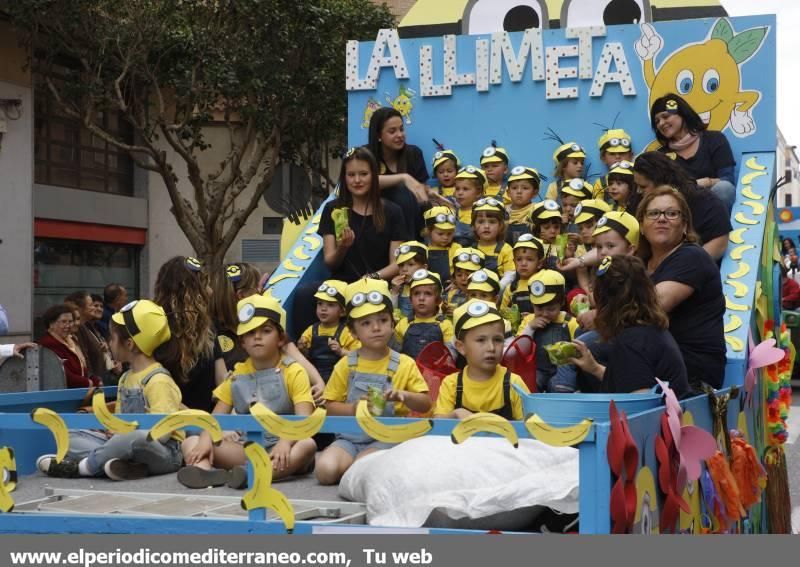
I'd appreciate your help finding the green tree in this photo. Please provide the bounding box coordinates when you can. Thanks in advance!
[8,0,394,267]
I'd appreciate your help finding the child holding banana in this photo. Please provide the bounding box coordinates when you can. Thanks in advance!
[316,279,432,486]
[36,300,184,481]
[177,294,317,489]
[434,299,529,420]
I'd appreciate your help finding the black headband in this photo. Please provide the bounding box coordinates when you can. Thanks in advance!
[245,307,283,326]
[556,146,583,164]
[598,217,630,238]
[454,305,502,338]
[122,309,141,337]
[578,205,607,219]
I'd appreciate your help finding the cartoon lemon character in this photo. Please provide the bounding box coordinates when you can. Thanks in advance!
[386,85,416,125]
[678,410,704,533]
[636,18,768,137]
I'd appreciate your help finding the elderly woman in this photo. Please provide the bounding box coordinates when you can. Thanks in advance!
[632,151,730,261]
[38,304,102,388]
[569,255,689,399]
[650,94,736,211]
[636,186,726,390]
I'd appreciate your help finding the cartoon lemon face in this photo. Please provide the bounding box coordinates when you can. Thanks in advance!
[649,39,740,132]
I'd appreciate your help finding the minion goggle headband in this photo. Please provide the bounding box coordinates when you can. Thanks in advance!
[472,197,507,217]
[508,166,540,183]
[530,280,564,298]
[119,300,144,337]
[599,137,632,153]
[453,251,484,267]
[456,166,486,184]
[514,233,544,254]
[347,290,393,313]
[454,301,502,338]
[410,268,442,291]
[574,203,607,222]
[607,161,635,178]
[425,212,456,227]
[480,146,509,163]
[595,216,632,239]
[562,178,591,195]
[468,270,500,292]
[316,283,345,306]
[432,150,459,169]
[555,144,585,163]
[237,303,283,328]
[395,243,427,260]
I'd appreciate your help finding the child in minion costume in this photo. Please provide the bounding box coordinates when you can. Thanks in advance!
[545,141,587,200]
[501,234,545,317]
[37,300,183,481]
[178,294,316,488]
[604,160,636,212]
[453,165,487,247]
[593,128,634,200]
[391,241,429,319]
[517,270,580,393]
[505,166,541,245]
[530,200,564,269]
[423,205,458,288]
[472,197,515,280]
[433,299,529,420]
[466,268,517,342]
[316,279,432,485]
[395,269,455,359]
[431,148,460,201]
[592,210,640,255]
[446,247,486,311]
[479,142,510,202]
[560,178,594,231]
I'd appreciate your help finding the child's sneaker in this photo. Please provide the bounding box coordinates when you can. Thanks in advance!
[103,458,148,481]
[226,466,248,489]
[36,454,80,478]
[177,465,230,489]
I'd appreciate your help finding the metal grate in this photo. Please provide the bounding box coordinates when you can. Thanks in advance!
[241,239,280,263]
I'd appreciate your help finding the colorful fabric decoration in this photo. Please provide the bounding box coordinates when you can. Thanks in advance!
[763,322,793,446]
[706,451,745,531]
[729,433,766,510]
[607,401,638,534]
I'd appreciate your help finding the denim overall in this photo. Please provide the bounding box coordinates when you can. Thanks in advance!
[427,248,451,288]
[309,322,345,382]
[534,317,578,393]
[454,368,513,419]
[230,358,295,448]
[454,215,475,248]
[401,316,444,359]
[506,223,531,245]
[117,367,165,413]
[397,287,413,319]
[510,275,533,314]
[339,350,401,444]
[449,289,468,309]
[483,242,504,273]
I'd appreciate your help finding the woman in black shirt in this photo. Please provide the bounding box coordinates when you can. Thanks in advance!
[569,255,689,398]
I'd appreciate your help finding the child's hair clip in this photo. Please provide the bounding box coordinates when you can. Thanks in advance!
[596,256,613,276]
[343,147,357,159]
[185,257,203,272]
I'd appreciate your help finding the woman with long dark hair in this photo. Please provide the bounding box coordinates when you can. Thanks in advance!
[650,94,736,211]
[367,108,430,238]
[569,255,689,398]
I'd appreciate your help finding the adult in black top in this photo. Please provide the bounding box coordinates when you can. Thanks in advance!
[650,94,736,211]
[367,107,430,239]
[179,340,224,412]
[569,255,689,399]
[636,187,726,390]
[632,151,730,262]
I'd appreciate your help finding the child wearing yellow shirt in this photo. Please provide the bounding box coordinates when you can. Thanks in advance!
[431,148,459,201]
[453,166,485,247]
[480,142,510,202]
[423,206,458,288]
[434,299,529,420]
[472,198,515,296]
[316,279,432,485]
[445,247,485,313]
[592,129,634,201]
[37,300,183,481]
[391,241,429,319]
[298,279,360,382]
[177,294,316,489]
[395,270,455,358]
[501,234,545,317]
[505,166,540,244]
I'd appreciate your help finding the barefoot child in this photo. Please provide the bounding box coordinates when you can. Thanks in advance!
[434,299,529,419]
[316,279,432,485]
[177,294,316,488]
[298,280,360,382]
[37,300,183,481]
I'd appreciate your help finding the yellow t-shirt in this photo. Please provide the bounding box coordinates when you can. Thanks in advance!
[485,183,503,198]
[324,351,429,417]
[458,207,473,226]
[300,323,360,352]
[395,316,455,345]
[438,185,455,199]
[478,242,515,275]
[434,365,528,420]
[517,311,580,339]
[544,180,559,201]
[507,203,534,226]
[213,358,314,411]
[592,178,607,200]
[500,275,531,310]
[116,363,184,442]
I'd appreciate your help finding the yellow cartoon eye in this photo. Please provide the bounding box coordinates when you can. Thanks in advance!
[676,69,694,95]
[464,0,548,35]
[702,69,720,94]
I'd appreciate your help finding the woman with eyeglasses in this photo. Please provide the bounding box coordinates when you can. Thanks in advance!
[38,304,102,388]
[635,186,726,391]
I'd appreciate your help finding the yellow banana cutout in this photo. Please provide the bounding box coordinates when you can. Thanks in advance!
[266,274,299,287]
[92,390,138,434]
[726,297,750,312]
[729,228,748,245]
[724,280,748,298]
[250,403,326,441]
[730,244,756,261]
[282,259,304,272]
[741,171,766,185]
[734,212,758,226]
[302,236,321,250]
[724,314,743,333]
[240,441,295,533]
[745,157,766,171]
[146,409,223,444]
[0,446,16,513]
[741,186,763,200]
[293,248,311,261]
[742,201,765,215]
[525,415,593,447]
[725,335,745,351]
[450,412,518,448]
[728,261,751,279]
[30,408,69,463]
[355,400,432,444]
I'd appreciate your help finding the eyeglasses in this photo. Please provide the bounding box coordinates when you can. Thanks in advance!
[644,209,682,221]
